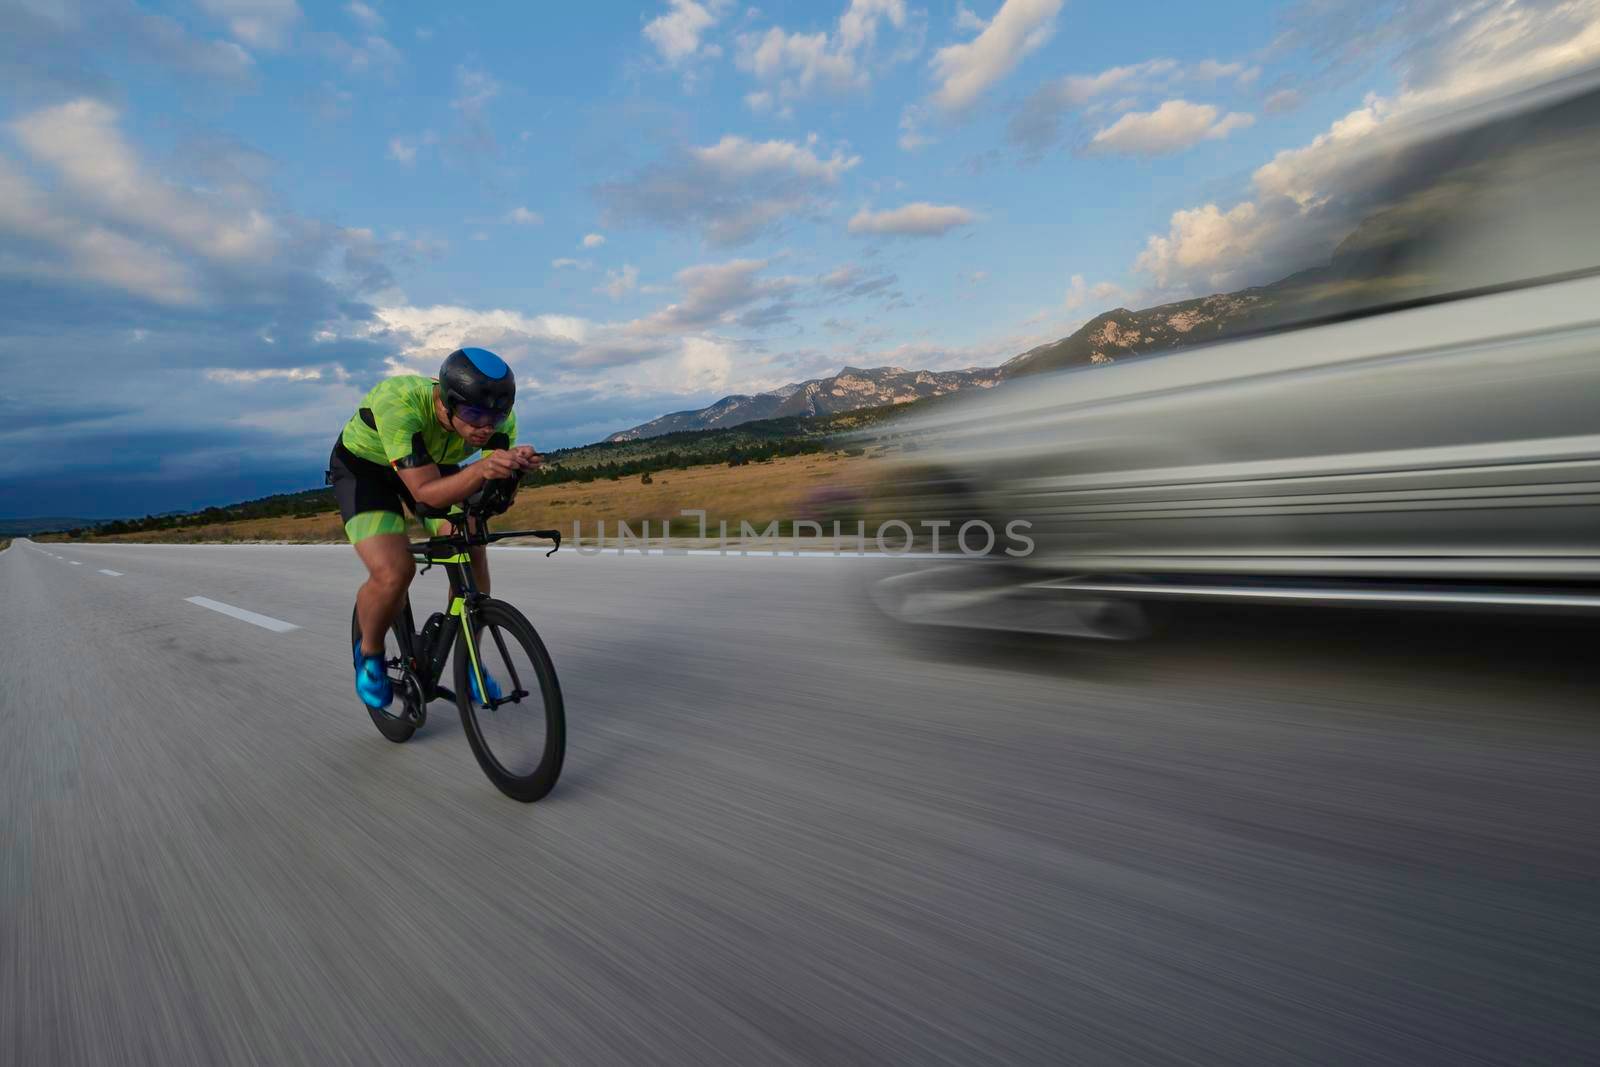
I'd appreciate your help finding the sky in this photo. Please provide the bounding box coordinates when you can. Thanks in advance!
[2,0,1598,518]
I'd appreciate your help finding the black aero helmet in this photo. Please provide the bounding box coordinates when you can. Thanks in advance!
[439,347,514,426]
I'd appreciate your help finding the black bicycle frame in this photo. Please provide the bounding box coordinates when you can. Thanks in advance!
[396,515,560,709]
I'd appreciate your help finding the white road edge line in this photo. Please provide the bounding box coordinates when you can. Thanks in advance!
[184,596,299,633]
[99,569,123,576]
[69,560,82,565]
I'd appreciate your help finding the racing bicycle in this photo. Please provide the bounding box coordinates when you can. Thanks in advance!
[349,481,565,802]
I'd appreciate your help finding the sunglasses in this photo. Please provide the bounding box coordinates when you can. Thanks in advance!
[454,404,510,429]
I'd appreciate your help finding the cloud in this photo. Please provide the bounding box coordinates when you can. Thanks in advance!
[1190,59,1257,82]
[369,303,590,368]
[674,335,736,391]
[1,0,255,103]
[309,29,403,76]
[847,202,977,237]
[595,134,859,245]
[1133,202,1269,290]
[387,135,418,164]
[1008,58,1176,152]
[1008,57,1266,154]
[898,104,935,150]
[1063,274,1122,310]
[386,130,437,166]
[1132,0,1600,295]
[0,155,197,305]
[451,65,500,116]
[367,257,806,387]
[205,366,331,384]
[196,0,302,51]
[735,0,910,105]
[633,258,796,333]
[551,257,589,269]
[598,264,640,300]
[817,263,898,299]
[694,134,858,179]
[582,233,606,248]
[930,0,1062,112]
[1264,88,1303,113]
[955,5,988,32]
[444,65,502,156]
[506,206,543,225]
[1087,100,1254,156]
[11,99,278,263]
[1205,111,1255,137]
[644,0,723,65]
[346,1,382,29]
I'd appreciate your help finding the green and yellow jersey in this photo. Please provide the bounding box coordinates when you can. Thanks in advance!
[340,375,518,469]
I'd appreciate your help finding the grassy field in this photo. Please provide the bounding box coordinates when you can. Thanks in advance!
[81,453,877,545]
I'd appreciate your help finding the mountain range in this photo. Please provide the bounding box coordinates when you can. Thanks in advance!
[605,288,1278,440]
[607,366,1005,441]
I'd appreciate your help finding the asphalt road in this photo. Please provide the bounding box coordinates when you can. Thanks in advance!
[3,539,1597,1065]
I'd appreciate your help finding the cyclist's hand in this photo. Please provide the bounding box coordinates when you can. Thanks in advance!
[511,445,542,470]
[479,449,526,480]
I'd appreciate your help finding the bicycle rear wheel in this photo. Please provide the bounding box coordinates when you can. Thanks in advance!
[350,603,422,743]
[453,599,565,801]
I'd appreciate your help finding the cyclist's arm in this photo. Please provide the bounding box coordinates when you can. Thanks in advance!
[398,447,532,509]
[397,462,493,510]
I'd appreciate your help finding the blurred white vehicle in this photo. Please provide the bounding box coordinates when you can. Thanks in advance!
[875,76,1600,638]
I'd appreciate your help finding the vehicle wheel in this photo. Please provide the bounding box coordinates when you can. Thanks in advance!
[454,599,566,802]
[351,603,419,743]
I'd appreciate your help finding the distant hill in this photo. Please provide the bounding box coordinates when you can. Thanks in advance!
[607,365,1002,441]
[1000,290,1276,377]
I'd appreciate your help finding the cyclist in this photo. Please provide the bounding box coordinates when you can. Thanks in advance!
[330,347,540,710]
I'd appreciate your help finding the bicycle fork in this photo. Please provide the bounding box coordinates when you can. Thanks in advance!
[451,595,490,706]
[451,595,530,711]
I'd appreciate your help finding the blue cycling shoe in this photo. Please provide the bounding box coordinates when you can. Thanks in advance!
[355,644,393,710]
[469,668,502,706]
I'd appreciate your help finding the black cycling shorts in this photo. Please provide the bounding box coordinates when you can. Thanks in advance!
[327,437,460,543]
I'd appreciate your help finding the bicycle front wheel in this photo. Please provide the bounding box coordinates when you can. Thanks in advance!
[453,599,565,802]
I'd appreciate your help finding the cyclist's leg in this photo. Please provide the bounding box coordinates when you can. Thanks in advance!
[330,439,415,656]
[353,532,414,655]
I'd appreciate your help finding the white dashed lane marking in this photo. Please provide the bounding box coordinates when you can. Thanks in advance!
[99,569,123,576]
[183,596,299,633]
